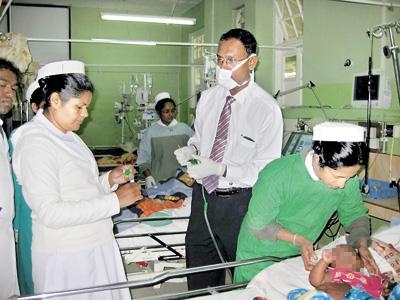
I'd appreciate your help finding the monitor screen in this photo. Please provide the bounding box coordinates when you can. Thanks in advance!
[282,132,313,156]
[353,74,380,101]
[351,70,392,109]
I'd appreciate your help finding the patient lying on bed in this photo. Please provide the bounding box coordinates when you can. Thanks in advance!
[252,244,400,300]
[309,244,385,298]
[241,224,400,300]
[284,244,399,300]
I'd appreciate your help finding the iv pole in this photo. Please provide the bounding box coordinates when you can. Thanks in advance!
[273,81,330,121]
[363,21,400,195]
[361,31,374,195]
[373,21,400,104]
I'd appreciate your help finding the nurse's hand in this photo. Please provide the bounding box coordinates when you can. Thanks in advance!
[357,238,380,275]
[116,183,143,208]
[109,165,135,187]
[296,235,318,271]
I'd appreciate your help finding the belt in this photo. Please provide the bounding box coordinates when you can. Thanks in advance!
[212,187,252,197]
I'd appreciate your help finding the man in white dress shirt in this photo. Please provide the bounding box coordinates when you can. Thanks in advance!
[0,58,20,299]
[175,29,283,290]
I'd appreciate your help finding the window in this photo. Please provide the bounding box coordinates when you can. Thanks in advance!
[274,0,304,108]
[274,0,303,42]
[192,33,205,63]
[284,55,297,79]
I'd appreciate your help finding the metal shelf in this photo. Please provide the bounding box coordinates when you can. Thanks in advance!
[282,107,400,124]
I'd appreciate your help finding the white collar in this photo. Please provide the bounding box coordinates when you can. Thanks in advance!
[157,118,178,127]
[227,80,252,104]
[35,109,70,139]
[305,150,320,181]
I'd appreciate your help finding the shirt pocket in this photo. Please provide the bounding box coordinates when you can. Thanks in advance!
[232,135,256,162]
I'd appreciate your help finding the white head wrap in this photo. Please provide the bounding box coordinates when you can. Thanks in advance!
[154,92,171,104]
[313,122,365,142]
[25,60,85,102]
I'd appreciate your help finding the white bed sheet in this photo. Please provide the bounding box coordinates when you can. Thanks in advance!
[192,224,400,300]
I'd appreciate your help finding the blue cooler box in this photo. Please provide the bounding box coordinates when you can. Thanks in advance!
[360,179,398,199]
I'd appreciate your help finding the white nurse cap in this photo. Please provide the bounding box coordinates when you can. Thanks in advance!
[312,122,365,142]
[154,92,171,104]
[25,60,85,101]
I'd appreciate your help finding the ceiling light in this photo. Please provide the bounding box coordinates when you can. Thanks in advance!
[100,13,196,25]
[91,38,157,46]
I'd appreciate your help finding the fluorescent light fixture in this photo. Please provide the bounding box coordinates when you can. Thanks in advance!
[91,38,157,46]
[100,13,196,25]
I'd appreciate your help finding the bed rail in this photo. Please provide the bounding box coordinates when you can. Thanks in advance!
[114,216,190,225]
[116,231,187,239]
[8,256,283,300]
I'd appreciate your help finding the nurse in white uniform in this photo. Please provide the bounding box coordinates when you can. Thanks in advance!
[136,92,194,188]
[11,60,142,300]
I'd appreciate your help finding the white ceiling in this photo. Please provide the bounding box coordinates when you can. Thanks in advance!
[9,0,203,16]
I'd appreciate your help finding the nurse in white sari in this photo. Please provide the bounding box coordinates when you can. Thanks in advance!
[11,60,142,300]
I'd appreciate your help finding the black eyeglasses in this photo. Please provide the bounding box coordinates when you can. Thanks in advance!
[160,109,177,114]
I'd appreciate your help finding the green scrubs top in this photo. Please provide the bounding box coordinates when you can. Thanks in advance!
[234,152,368,283]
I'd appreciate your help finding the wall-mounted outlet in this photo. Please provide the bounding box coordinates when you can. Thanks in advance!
[394,125,400,138]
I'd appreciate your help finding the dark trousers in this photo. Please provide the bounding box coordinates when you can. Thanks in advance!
[185,182,252,290]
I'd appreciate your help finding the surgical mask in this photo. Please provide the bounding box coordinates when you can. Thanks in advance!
[216,54,255,90]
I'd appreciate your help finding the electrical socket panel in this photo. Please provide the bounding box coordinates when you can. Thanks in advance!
[393,125,400,138]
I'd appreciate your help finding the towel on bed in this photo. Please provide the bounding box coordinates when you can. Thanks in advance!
[130,194,186,218]
[113,169,193,232]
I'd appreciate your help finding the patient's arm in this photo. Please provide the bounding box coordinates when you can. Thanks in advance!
[309,249,333,287]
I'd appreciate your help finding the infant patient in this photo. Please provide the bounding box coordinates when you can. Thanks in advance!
[309,244,384,298]
[254,244,399,300]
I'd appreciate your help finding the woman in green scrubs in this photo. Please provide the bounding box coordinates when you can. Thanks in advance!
[234,122,379,283]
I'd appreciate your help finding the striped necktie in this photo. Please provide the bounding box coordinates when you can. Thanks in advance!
[203,95,236,194]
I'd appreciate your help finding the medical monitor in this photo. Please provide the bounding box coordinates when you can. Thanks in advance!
[282,132,313,156]
[351,69,392,109]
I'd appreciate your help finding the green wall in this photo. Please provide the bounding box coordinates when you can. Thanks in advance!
[71,7,186,146]
[69,0,400,151]
[70,0,276,147]
[303,0,400,109]
[289,0,400,156]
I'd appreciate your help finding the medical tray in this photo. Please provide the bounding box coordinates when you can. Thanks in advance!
[360,179,398,199]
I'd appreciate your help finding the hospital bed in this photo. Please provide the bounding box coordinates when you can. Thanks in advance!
[191,223,400,300]
[9,224,400,299]
[114,203,191,292]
